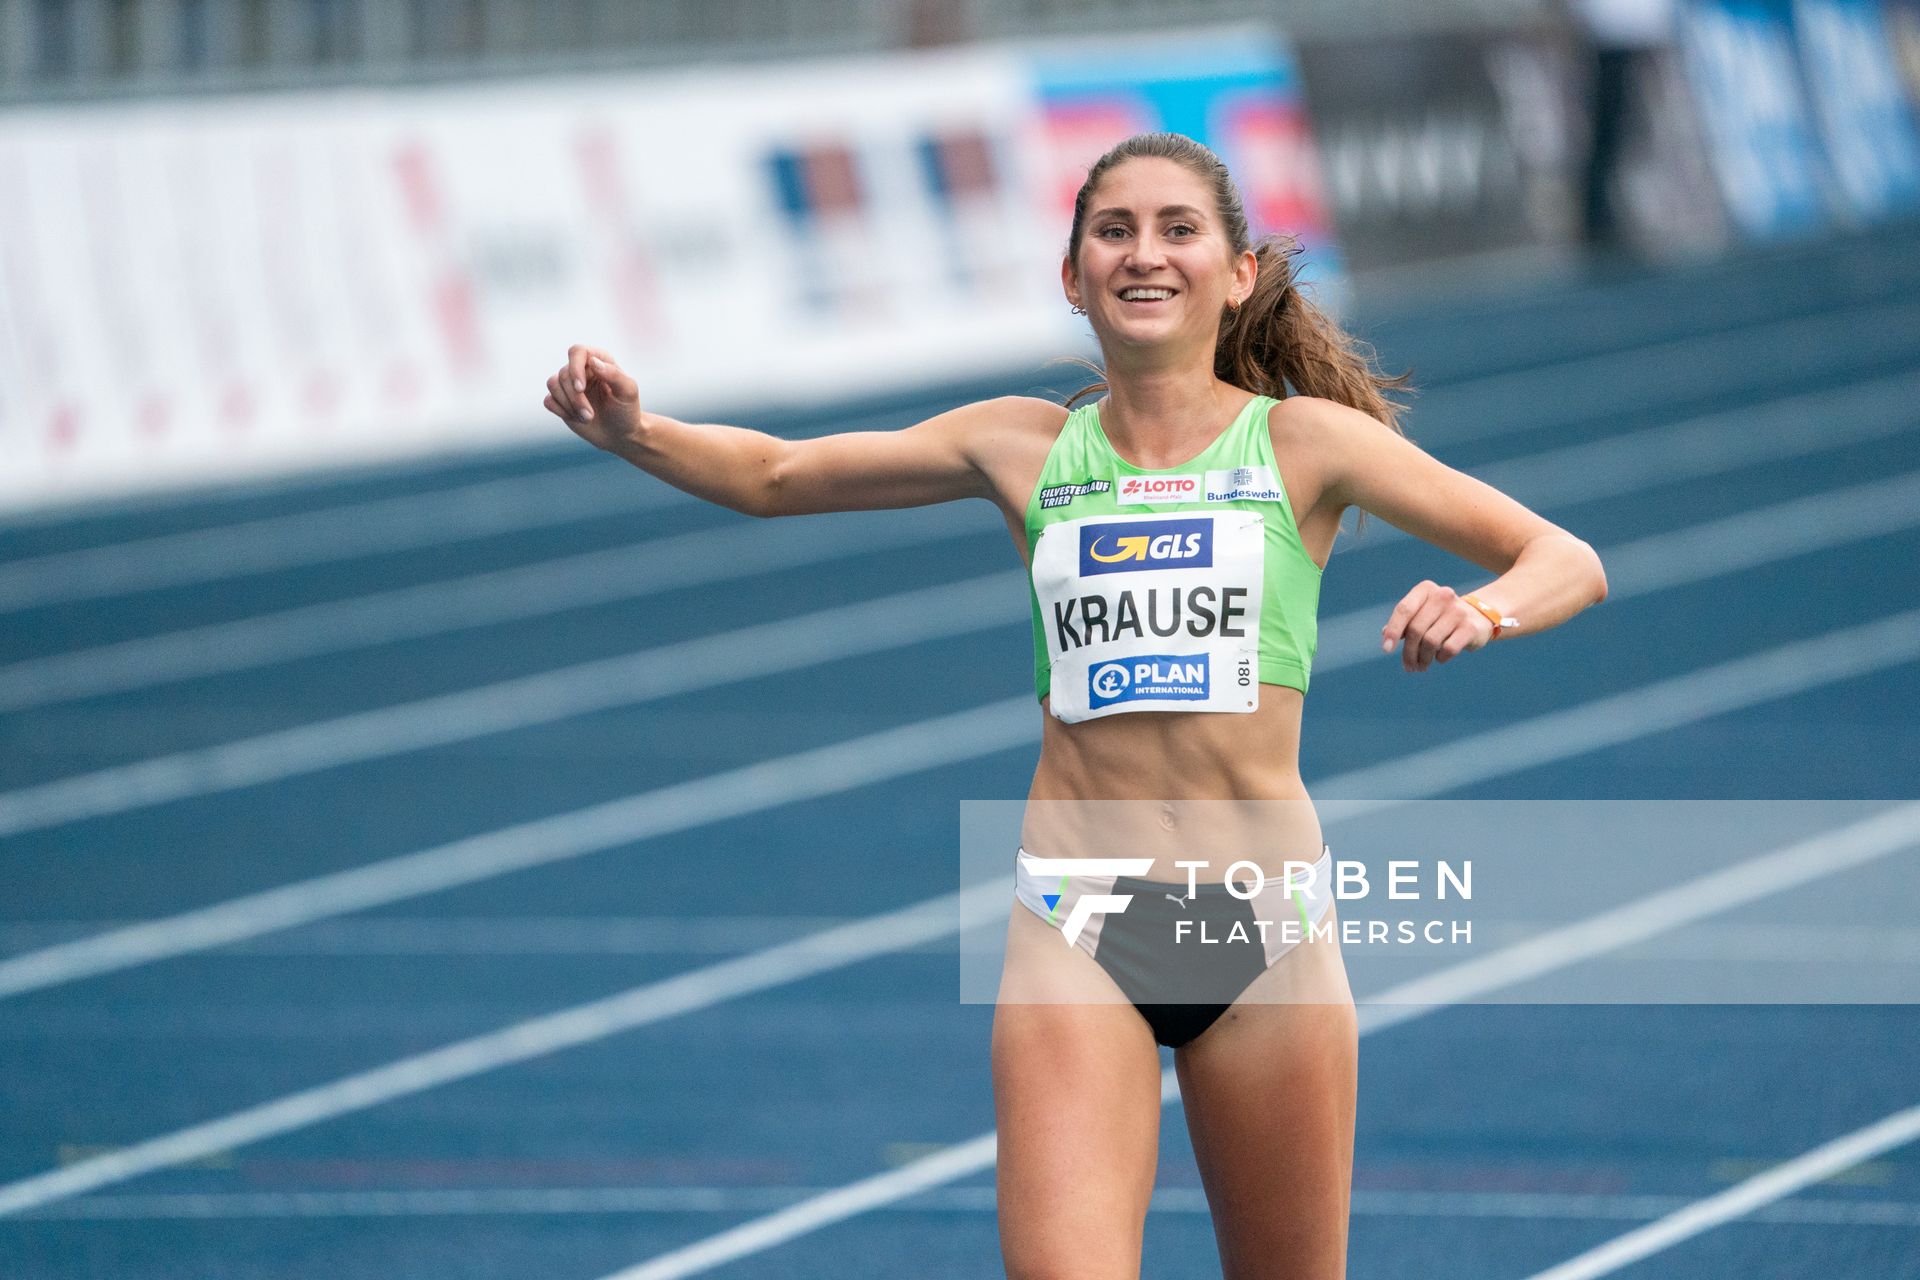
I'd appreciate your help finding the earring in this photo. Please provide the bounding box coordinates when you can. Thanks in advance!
[1070,304,1087,315]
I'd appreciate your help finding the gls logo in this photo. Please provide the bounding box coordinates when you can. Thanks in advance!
[1025,856,1155,945]
[1078,518,1213,576]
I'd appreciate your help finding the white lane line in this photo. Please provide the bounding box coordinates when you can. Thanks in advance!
[2,632,1917,1220]
[0,698,1037,999]
[1426,300,1920,449]
[1589,468,1920,596]
[0,916,893,957]
[7,289,1913,613]
[1350,804,1920,1029]
[1316,607,1920,803]
[597,804,1920,1280]
[22,1186,1920,1225]
[0,392,959,612]
[1312,465,1920,659]
[0,570,1027,841]
[5,485,1918,995]
[0,877,1010,1219]
[1351,1188,1920,1229]
[0,465,670,613]
[9,359,1917,712]
[11,915,1920,962]
[608,1136,1001,1280]
[11,450,1920,843]
[1520,1103,1920,1280]
[1352,366,1920,551]
[0,502,994,713]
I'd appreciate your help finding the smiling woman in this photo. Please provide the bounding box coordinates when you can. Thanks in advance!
[1061,135,1412,464]
[543,129,1606,1279]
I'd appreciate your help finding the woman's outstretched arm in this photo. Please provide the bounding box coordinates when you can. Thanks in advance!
[1281,394,1609,672]
[544,344,1046,517]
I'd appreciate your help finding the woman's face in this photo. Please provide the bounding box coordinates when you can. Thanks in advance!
[1063,156,1257,357]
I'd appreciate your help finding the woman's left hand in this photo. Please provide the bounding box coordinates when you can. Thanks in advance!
[1381,581,1495,672]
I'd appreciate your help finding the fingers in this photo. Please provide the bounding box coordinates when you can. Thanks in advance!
[548,347,638,439]
[1426,616,1477,669]
[1380,580,1439,654]
[562,345,636,421]
[544,376,575,425]
[565,345,592,419]
[1400,589,1454,672]
[587,355,637,404]
[1382,582,1488,673]
[565,350,595,421]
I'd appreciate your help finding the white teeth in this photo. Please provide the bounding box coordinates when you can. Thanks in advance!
[1120,288,1174,301]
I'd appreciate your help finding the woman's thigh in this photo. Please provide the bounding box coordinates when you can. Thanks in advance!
[1172,911,1358,1280]
[994,903,1166,1280]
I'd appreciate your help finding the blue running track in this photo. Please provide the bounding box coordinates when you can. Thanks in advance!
[1,227,1917,1279]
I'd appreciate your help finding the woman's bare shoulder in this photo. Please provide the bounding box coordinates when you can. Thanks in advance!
[968,394,1072,433]
[951,394,1072,462]
[1263,393,1379,437]
[1262,395,1375,517]
[950,395,1073,513]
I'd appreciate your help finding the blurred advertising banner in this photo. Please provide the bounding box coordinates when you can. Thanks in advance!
[1291,28,1587,271]
[0,27,1340,513]
[1792,0,1920,219]
[1678,0,1920,238]
[1598,42,1735,257]
[1029,32,1344,310]
[1893,0,1920,103]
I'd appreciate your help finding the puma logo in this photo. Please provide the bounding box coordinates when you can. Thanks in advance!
[1165,892,1190,909]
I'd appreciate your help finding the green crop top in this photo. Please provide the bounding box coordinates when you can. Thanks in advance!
[1023,394,1322,722]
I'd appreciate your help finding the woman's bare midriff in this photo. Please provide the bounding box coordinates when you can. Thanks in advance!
[1020,686,1324,883]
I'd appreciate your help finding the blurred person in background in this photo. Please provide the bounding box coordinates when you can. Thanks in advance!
[543,132,1606,1278]
[1565,0,1677,255]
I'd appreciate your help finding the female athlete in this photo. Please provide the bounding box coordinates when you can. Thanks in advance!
[544,131,1607,1279]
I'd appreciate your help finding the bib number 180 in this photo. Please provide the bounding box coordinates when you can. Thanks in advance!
[1237,657,1253,688]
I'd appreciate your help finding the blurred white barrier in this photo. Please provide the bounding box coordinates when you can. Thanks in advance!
[0,28,1337,512]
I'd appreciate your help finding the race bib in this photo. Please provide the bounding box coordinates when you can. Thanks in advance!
[1031,510,1265,722]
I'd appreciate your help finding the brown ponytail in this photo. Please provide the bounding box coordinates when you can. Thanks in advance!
[1063,132,1412,438]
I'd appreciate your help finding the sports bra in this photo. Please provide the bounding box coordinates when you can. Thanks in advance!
[1023,394,1322,723]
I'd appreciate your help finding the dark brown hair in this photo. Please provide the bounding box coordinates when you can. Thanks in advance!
[1063,131,1411,435]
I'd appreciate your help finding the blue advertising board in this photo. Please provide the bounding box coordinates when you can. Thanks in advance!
[1680,0,1833,238]
[1792,0,1920,218]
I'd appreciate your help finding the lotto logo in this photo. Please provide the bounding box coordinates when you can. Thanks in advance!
[1116,474,1200,504]
[1077,518,1214,576]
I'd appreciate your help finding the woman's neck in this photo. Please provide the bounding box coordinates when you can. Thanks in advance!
[1099,365,1247,469]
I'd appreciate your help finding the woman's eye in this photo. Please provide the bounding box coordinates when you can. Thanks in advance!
[1168,225,1197,238]
[1098,226,1128,239]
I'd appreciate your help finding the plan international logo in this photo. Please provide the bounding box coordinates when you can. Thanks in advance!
[1089,654,1211,709]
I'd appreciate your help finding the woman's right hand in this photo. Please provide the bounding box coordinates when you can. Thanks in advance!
[544,345,643,454]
